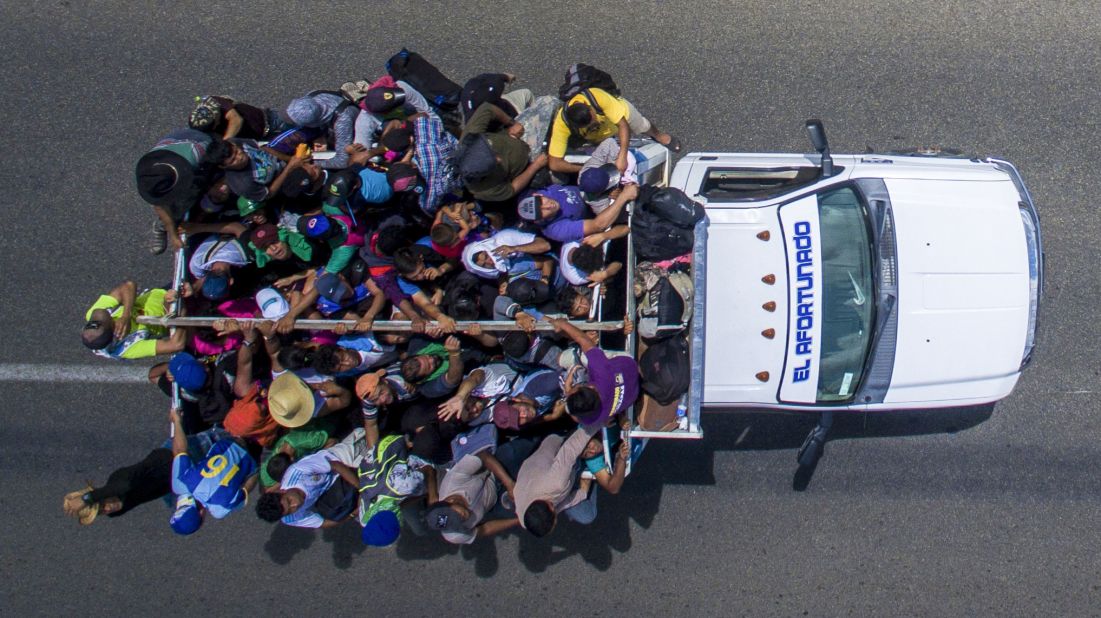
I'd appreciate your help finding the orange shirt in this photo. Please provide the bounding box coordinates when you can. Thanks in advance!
[223,383,281,447]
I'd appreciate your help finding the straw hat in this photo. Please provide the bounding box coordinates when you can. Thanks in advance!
[62,485,100,525]
[268,373,316,428]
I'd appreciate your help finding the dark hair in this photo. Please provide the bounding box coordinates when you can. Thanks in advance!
[266,453,293,483]
[312,344,343,375]
[501,331,531,359]
[523,501,556,537]
[278,346,315,371]
[205,137,233,167]
[381,124,413,152]
[556,286,583,313]
[450,297,480,321]
[443,271,484,320]
[565,102,593,129]
[256,492,285,522]
[569,244,604,274]
[376,224,414,256]
[430,223,457,247]
[401,356,427,382]
[393,247,421,275]
[566,386,601,419]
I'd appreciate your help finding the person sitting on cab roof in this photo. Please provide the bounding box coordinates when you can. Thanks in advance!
[82,280,186,360]
[517,183,638,244]
[546,87,679,175]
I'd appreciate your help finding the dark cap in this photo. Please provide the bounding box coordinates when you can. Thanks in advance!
[280,167,314,197]
[363,87,407,114]
[579,163,621,196]
[250,224,280,249]
[517,194,542,222]
[506,278,551,306]
[425,504,469,533]
[81,319,114,350]
[457,134,497,182]
[202,274,230,300]
[316,272,348,303]
[135,150,196,208]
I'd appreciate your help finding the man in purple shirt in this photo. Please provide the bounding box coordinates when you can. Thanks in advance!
[544,316,639,428]
[516,184,638,243]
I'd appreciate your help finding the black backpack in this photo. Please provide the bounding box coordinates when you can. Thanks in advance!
[558,63,620,101]
[386,48,462,110]
[639,335,691,405]
[632,208,695,261]
[638,186,705,228]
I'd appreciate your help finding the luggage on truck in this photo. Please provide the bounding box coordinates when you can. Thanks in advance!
[558,63,621,101]
[386,48,464,135]
[635,268,694,341]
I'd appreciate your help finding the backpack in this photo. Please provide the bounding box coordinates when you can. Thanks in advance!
[638,186,705,228]
[632,208,695,261]
[638,335,691,405]
[386,48,462,110]
[306,89,356,114]
[636,270,694,341]
[558,63,620,101]
[460,73,517,122]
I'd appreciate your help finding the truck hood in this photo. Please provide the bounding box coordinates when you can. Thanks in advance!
[884,177,1030,404]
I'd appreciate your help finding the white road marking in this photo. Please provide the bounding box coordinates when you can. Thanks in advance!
[0,363,149,383]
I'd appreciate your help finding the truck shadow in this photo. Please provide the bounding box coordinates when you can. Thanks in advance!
[263,404,992,573]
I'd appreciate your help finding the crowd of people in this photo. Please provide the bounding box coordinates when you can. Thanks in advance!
[64,56,687,548]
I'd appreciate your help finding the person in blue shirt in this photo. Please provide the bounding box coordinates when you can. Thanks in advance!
[167,408,258,535]
[312,270,387,324]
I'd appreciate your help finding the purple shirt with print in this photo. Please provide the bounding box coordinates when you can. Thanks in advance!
[582,347,639,426]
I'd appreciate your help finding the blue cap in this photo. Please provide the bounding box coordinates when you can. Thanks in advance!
[358,169,393,204]
[315,272,348,303]
[168,352,206,392]
[361,510,400,546]
[298,214,332,239]
[202,274,229,300]
[170,495,202,536]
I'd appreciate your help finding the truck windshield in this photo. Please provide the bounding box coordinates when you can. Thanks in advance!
[816,187,875,401]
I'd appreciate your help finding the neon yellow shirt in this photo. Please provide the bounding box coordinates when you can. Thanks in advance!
[85,289,169,359]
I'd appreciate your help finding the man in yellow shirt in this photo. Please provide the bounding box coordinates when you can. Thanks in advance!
[547,88,681,175]
[82,280,187,360]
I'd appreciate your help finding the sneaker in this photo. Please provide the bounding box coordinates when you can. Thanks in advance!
[149,219,167,255]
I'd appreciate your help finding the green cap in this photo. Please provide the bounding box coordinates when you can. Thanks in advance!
[237,196,263,217]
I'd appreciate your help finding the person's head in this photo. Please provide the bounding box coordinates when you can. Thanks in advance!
[266,453,293,484]
[283,96,325,128]
[315,272,352,304]
[217,140,250,170]
[188,96,222,132]
[449,295,480,321]
[169,495,203,536]
[314,344,359,375]
[430,222,458,247]
[201,273,231,301]
[81,309,115,350]
[356,370,396,407]
[250,223,289,260]
[565,102,595,130]
[168,352,208,392]
[517,194,560,223]
[361,509,401,546]
[500,331,531,359]
[425,497,471,533]
[393,248,428,279]
[386,163,421,193]
[578,163,621,199]
[277,345,317,372]
[473,250,494,269]
[556,285,592,319]
[376,224,414,256]
[255,287,290,320]
[523,500,557,537]
[255,492,285,522]
[381,120,414,153]
[401,354,441,382]
[363,87,408,115]
[297,214,339,241]
[492,398,536,430]
[506,278,551,306]
[569,244,605,275]
[582,435,605,460]
[566,385,602,424]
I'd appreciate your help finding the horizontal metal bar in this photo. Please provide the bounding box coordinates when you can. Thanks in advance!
[136,316,627,332]
[627,429,705,440]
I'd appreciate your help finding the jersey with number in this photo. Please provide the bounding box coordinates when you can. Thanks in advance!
[172,439,257,519]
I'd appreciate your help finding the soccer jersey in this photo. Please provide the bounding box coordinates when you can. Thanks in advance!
[171,440,257,519]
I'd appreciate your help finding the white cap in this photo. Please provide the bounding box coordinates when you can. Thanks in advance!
[255,287,290,320]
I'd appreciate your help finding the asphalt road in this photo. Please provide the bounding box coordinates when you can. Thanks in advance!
[2,1,1099,615]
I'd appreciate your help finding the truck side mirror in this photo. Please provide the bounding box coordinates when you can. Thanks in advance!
[805,119,834,177]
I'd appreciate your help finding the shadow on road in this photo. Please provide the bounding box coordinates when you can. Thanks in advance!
[263,404,993,572]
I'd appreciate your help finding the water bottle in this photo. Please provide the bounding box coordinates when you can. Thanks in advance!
[676,403,688,431]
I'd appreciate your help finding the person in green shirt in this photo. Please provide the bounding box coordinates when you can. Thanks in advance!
[82,280,187,360]
[260,419,340,489]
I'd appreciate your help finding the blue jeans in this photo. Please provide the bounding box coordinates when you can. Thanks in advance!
[561,484,598,525]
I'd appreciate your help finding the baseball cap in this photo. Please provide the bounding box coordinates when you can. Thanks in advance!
[506,278,551,306]
[363,87,407,114]
[517,194,542,222]
[169,495,203,536]
[315,272,348,303]
[355,369,387,400]
[268,373,317,428]
[386,163,420,193]
[425,504,468,534]
[201,274,230,300]
[236,196,263,218]
[579,163,621,198]
[282,96,324,127]
[492,400,523,431]
[361,509,401,546]
[457,134,497,182]
[169,352,207,392]
[250,223,280,249]
[255,288,290,320]
[297,214,333,239]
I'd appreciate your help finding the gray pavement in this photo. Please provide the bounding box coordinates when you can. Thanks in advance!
[1,1,1099,615]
